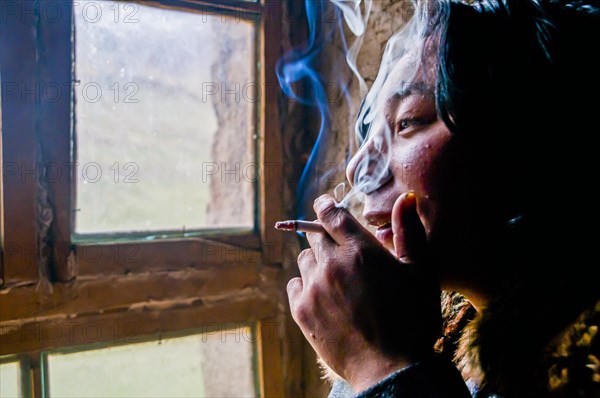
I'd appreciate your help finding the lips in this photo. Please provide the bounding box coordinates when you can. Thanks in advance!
[365,211,393,246]
[366,214,391,228]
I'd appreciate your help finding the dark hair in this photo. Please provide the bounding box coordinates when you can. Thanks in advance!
[435,0,600,129]
[428,0,600,262]
[436,0,599,211]
[427,2,600,394]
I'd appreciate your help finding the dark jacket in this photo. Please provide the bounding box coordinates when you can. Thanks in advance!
[327,298,600,398]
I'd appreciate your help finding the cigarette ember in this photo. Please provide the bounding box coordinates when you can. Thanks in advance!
[274,221,296,231]
[274,220,326,234]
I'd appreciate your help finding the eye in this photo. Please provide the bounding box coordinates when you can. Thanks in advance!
[397,118,424,134]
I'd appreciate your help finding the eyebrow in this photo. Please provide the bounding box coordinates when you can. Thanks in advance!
[397,81,434,101]
[384,81,434,116]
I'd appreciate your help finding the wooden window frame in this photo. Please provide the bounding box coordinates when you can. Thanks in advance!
[1,1,287,397]
[0,355,32,398]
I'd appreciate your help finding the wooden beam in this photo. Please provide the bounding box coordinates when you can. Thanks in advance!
[1,297,277,355]
[130,0,262,19]
[0,264,280,321]
[74,238,262,276]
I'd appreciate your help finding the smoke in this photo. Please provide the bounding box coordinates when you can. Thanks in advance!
[277,0,430,216]
[333,0,431,209]
[276,0,369,219]
[329,0,373,97]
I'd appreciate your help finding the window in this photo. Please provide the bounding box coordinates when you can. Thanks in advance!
[1,0,288,396]
[44,327,256,398]
[0,357,30,398]
[73,1,256,235]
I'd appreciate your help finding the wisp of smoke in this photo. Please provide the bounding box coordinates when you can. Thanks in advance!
[277,0,431,218]
[334,0,432,209]
[280,0,434,383]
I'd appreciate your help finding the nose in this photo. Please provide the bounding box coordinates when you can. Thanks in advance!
[346,133,393,195]
[346,141,368,188]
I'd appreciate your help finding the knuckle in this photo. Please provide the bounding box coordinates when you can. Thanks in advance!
[287,277,302,297]
[314,196,360,236]
[314,196,337,218]
[330,213,355,236]
[294,302,311,325]
[297,248,313,264]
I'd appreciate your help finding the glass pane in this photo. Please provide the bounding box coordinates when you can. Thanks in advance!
[0,361,20,398]
[46,327,256,398]
[74,1,256,234]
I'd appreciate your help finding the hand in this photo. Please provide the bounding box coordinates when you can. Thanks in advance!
[287,193,441,392]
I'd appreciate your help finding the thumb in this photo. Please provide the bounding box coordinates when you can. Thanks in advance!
[313,194,369,245]
[392,192,427,264]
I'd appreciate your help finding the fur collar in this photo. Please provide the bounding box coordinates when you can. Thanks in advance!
[456,296,600,398]
[319,292,600,398]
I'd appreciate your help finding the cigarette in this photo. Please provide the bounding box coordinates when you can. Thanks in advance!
[274,220,326,234]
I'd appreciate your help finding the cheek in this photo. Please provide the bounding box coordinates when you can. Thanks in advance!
[390,126,453,197]
[389,125,454,231]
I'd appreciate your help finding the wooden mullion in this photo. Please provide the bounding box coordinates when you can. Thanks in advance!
[257,1,289,396]
[1,134,4,286]
[24,352,40,398]
[257,317,285,398]
[37,0,77,282]
[0,3,39,284]
[259,0,284,264]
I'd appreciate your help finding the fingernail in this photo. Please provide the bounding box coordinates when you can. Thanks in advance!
[404,191,417,208]
[314,196,333,211]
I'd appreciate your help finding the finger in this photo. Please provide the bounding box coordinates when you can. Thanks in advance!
[392,192,427,264]
[306,220,337,253]
[313,194,371,246]
[287,277,315,333]
[297,248,316,283]
[286,277,303,314]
